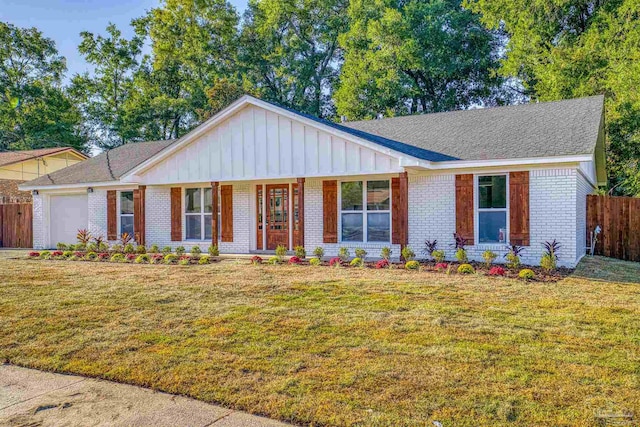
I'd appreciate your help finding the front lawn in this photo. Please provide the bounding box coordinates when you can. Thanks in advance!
[0,254,638,426]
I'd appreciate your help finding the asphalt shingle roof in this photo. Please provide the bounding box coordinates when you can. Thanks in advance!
[24,140,176,186]
[0,147,87,168]
[342,95,604,161]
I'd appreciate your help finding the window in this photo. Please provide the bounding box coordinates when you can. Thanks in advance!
[340,180,390,242]
[120,191,134,237]
[185,187,219,240]
[477,175,507,243]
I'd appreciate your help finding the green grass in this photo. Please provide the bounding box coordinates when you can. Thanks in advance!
[0,254,639,426]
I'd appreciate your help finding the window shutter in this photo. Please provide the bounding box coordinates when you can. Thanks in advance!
[133,186,146,245]
[391,174,408,246]
[220,185,233,242]
[170,187,182,241]
[107,190,117,240]
[509,171,530,246]
[455,174,474,245]
[322,180,338,243]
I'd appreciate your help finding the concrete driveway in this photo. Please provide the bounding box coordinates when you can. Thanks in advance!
[0,364,293,427]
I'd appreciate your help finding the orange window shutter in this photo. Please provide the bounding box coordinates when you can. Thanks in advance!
[170,187,182,241]
[509,171,530,246]
[322,180,338,243]
[107,190,117,240]
[221,185,233,242]
[455,174,474,245]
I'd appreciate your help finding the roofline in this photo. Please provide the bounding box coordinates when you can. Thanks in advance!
[0,147,88,169]
[121,95,428,181]
[401,154,594,170]
[18,180,118,191]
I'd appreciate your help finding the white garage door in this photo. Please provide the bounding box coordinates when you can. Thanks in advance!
[49,194,89,246]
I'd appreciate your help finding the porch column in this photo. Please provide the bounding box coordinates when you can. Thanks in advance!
[133,185,146,246]
[211,181,219,247]
[398,172,408,250]
[296,177,305,248]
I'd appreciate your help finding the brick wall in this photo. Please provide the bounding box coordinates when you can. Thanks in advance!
[0,179,31,203]
[576,171,594,261]
[32,193,45,249]
[88,189,109,241]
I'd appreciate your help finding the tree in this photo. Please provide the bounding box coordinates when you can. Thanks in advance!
[199,78,245,120]
[70,23,143,150]
[334,0,508,120]
[466,0,640,195]
[0,22,87,152]
[240,0,349,118]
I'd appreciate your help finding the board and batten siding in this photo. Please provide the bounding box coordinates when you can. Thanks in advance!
[140,105,402,185]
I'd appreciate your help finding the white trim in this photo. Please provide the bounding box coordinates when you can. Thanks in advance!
[19,181,121,191]
[474,173,509,246]
[117,190,134,238]
[338,179,392,244]
[183,186,219,242]
[401,154,593,170]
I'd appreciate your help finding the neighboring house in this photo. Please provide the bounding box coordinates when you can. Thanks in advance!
[21,95,606,267]
[0,147,87,203]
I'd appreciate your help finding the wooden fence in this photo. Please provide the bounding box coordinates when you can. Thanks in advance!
[587,195,640,262]
[0,203,33,248]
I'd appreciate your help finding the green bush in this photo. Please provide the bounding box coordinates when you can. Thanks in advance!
[39,250,51,259]
[350,257,364,267]
[482,250,497,267]
[267,256,280,265]
[309,257,322,266]
[380,247,392,260]
[175,246,185,256]
[69,255,80,261]
[506,253,521,269]
[162,246,172,255]
[86,243,98,252]
[455,248,468,263]
[62,250,73,258]
[208,245,219,256]
[457,263,475,274]
[294,246,306,258]
[110,253,125,263]
[136,245,146,254]
[98,242,109,252]
[338,247,350,261]
[401,246,416,261]
[149,244,159,253]
[56,242,67,251]
[178,258,190,265]
[519,269,535,281]
[85,251,98,261]
[110,244,123,253]
[540,254,557,272]
[354,248,367,260]
[164,254,178,264]
[405,260,420,270]
[313,247,324,259]
[123,243,135,254]
[198,255,211,264]
[190,245,201,255]
[275,244,287,260]
[74,243,86,252]
[431,250,445,263]
[135,254,150,263]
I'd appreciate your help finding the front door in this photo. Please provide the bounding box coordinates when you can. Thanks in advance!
[265,184,289,250]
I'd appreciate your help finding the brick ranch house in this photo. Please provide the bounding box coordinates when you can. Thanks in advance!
[20,95,606,267]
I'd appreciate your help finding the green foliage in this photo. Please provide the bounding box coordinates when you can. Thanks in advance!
[39,250,51,260]
[178,258,190,265]
[56,243,67,251]
[313,247,325,259]
[275,244,287,260]
[62,251,73,258]
[354,248,367,260]
[190,245,201,255]
[162,246,172,255]
[482,250,497,267]
[86,243,98,252]
[455,248,468,263]
[350,257,364,267]
[135,254,150,264]
[505,253,521,269]
[123,243,135,254]
[431,250,446,264]
[198,255,211,264]
[110,253,125,263]
[136,245,146,254]
[380,247,392,260]
[149,244,159,253]
[208,245,220,257]
[338,247,350,262]
[85,251,98,261]
[294,246,306,259]
[405,260,420,270]
[518,268,535,281]
[457,263,475,274]
[540,254,557,272]
[309,257,322,266]
[401,246,415,261]
[267,256,280,265]
[164,254,178,264]
[110,244,123,253]
[175,246,186,256]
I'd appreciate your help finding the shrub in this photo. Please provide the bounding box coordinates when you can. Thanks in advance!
[251,255,263,265]
[457,263,475,274]
[98,242,109,252]
[98,252,110,260]
[198,255,210,264]
[162,246,172,255]
[313,247,324,259]
[354,248,367,260]
[380,247,392,260]
[76,229,92,245]
[267,256,280,265]
[178,258,190,265]
[435,262,448,271]
[62,250,73,258]
[69,255,80,261]
[275,244,287,260]
[540,254,556,272]
[190,245,201,255]
[401,246,416,261]
[309,257,322,266]
[289,256,302,265]
[123,243,135,254]
[28,251,40,258]
[455,248,468,263]
[519,268,535,281]
[482,250,497,267]
[350,257,364,267]
[208,245,219,256]
[453,233,467,250]
[175,246,185,256]
[136,245,146,254]
[120,232,133,246]
[93,235,105,249]
[541,240,560,272]
[50,251,62,259]
[294,246,306,259]
[110,244,123,253]
[125,253,136,262]
[135,254,150,264]
[85,251,98,261]
[405,260,420,270]
[110,253,125,262]
[73,243,86,252]
[423,239,438,259]
[375,259,390,269]
[56,242,67,251]
[149,244,159,253]
[86,243,98,253]
[329,257,342,267]
[431,250,446,263]
[489,266,506,276]
[150,254,164,264]
[505,244,524,269]
[164,254,178,264]
[338,247,350,262]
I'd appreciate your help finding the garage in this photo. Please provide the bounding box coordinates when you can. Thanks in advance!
[49,194,88,246]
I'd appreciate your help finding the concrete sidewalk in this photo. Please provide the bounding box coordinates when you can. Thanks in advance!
[0,364,293,427]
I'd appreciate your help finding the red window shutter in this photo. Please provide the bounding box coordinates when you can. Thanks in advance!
[322,180,338,243]
[391,177,401,244]
[133,186,146,245]
[107,190,117,240]
[220,185,233,242]
[509,171,530,246]
[170,187,182,241]
[455,174,474,245]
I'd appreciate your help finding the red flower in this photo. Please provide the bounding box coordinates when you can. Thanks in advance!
[251,255,263,264]
[329,257,342,267]
[73,251,84,257]
[179,255,190,260]
[51,251,63,257]
[152,254,164,261]
[98,253,110,259]
[375,259,390,269]
[435,263,448,271]
[288,256,301,264]
[28,251,40,257]
[126,253,136,260]
[489,266,506,276]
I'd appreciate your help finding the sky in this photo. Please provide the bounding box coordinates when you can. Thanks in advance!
[1,0,249,80]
